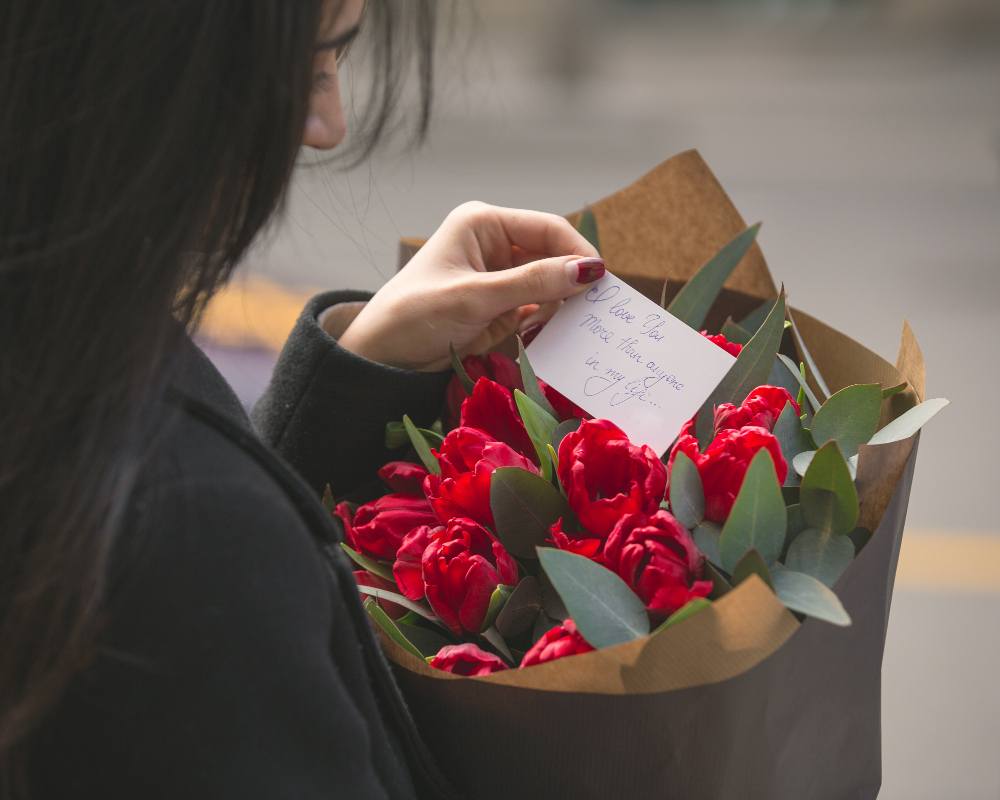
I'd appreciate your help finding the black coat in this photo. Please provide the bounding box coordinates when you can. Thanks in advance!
[27,291,461,800]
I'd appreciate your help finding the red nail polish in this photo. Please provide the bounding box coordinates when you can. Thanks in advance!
[521,323,544,347]
[574,257,605,284]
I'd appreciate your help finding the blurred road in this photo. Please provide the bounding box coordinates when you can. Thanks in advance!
[201,2,1000,797]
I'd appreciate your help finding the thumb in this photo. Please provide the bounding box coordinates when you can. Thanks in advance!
[483,256,605,311]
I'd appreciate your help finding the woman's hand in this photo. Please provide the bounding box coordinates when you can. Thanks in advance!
[336,202,604,371]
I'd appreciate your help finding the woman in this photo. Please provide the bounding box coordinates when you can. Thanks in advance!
[0,0,602,797]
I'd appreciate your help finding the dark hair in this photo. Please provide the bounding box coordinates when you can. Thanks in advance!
[0,0,435,792]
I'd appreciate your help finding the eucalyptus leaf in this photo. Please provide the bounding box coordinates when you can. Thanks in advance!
[731,548,775,591]
[867,398,950,446]
[719,449,787,571]
[787,309,831,401]
[800,441,859,538]
[768,355,805,408]
[667,223,761,330]
[738,296,780,335]
[771,569,851,626]
[365,600,426,660]
[773,403,813,487]
[794,449,857,481]
[537,547,649,648]
[781,486,800,506]
[696,290,786,448]
[693,521,723,567]
[514,390,559,479]
[340,543,396,583]
[785,529,855,588]
[495,576,543,638]
[481,626,515,665]
[491,467,574,559]
[395,621,454,658]
[517,336,558,419]
[402,415,441,475]
[480,584,516,633]
[782,503,808,561]
[449,343,475,396]
[704,560,733,599]
[532,610,562,643]
[882,382,908,399]
[777,355,821,415]
[576,205,601,254]
[652,597,712,635]
[810,383,882,459]
[720,317,752,345]
[552,418,582,450]
[668,451,705,529]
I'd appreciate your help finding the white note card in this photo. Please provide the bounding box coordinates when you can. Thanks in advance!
[525,271,736,455]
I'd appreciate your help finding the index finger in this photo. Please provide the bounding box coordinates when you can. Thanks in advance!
[470,205,600,271]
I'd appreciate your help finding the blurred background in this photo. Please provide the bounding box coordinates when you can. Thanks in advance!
[197,0,1000,796]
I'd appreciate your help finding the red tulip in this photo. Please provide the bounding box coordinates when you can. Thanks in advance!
[421,518,519,636]
[336,495,439,562]
[378,461,429,496]
[557,419,667,546]
[713,385,800,435]
[520,618,595,668]
[459,378,537,464]
[423,426,537,528]
[428,643,509,676]
[392,525,440,601]
[603,511,712,620]
[539,380,592,422]
[700,331,743,358]
[668,424,787,525]
[444,354,524,430]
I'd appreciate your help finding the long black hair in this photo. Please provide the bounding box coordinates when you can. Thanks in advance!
[0,0,435,792]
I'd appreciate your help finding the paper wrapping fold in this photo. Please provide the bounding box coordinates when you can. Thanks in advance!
[389,151,926,799]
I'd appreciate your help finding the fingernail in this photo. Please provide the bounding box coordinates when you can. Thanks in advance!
[569,257,605,285]
[520,323,544,347]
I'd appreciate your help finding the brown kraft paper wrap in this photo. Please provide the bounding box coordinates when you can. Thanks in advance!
[388,151,925,800]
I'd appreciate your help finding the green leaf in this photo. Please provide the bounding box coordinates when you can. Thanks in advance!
[341,543,396,583]
[668,451,705,529]
[490,467,574,559]
[517,336,559,419]
[772,403,813,487]
[800,441,858,538]
[738,296,780,335]
[480,626,515,665]
[551,418,582,450]
[652,597,712,635]
[719,449,787,571]
[667,223,761,330]
[480,584,516,633]
[731,548,775,591]
[693,521,723,567]
[321,484,336,514]
[394,621,454,658]
[882,381,908,399]
[537,548,649,648]
[720,317,752,345]
[366,600,426,660]
[356,586,445,627]
[776,355,821,415]
[695,290,786,448]
[659,278,670,310]
[576,205,601,255]
[810,384,882,459]
[495,576,544,638]
[449,344,475,396]
[784,529,854,588]
[782,503,808,560]
[768,355,805,407]
[402,415,441,475]
[514,389,559,480]
[704,560,733,599]
[771,569,851,626]
[787,309,831,401]
[385,421,410,450]
[867,398,950,446]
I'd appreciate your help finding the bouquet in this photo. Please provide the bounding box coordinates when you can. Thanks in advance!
[330,151,946,799]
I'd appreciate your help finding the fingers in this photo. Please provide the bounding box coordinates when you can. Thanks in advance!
[481,254,606,312]
[449,202,600,270]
